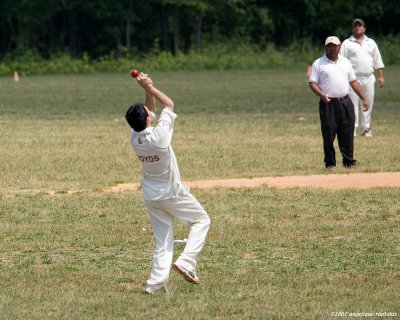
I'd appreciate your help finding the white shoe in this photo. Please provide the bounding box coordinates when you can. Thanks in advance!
[144,284,169,294]
[361,129,373,137]
[172,263,200,284]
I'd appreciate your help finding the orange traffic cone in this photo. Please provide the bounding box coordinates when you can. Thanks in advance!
[13,71,20,82]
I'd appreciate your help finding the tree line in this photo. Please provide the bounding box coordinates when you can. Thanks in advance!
[1,0,399,60]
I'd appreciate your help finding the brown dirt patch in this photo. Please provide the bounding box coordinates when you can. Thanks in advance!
[103,172,400,193]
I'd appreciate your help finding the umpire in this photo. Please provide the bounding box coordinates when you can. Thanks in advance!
[309,36,369,169]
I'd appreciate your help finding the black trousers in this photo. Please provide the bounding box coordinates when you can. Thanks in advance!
[319,96,356,167]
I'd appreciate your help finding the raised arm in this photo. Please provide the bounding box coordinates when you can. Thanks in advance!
[136,72,174,112]
[146,86,174,112]
[145,91,156,113]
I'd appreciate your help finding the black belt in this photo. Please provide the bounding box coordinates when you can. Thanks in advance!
[328,95,348,101]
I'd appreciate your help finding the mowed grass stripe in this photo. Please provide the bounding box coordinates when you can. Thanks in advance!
[1,69,400,192]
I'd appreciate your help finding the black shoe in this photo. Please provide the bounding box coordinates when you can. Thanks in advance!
[344,162,357,169]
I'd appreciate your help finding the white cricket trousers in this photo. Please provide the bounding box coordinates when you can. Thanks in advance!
[349,74,375,132]
[144,190,210,289]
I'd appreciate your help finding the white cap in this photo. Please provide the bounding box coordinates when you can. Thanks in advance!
[325,36,341,46]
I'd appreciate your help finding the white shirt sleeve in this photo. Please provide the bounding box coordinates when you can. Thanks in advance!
[370,39,385,69]
[309,59,319,84]
[147,108,177,148]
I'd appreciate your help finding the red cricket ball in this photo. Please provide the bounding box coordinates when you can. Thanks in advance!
[130,69,140,78]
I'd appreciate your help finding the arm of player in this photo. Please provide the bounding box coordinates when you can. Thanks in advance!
[136,72,174,111]
[377,68,385,88]
[350,80,369,111]
[145,91,156,113]
[136,73,156,113]
[309,82,330,104]
[146,85,174,112]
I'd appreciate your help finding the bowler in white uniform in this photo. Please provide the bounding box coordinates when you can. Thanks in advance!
[125,72,210,294]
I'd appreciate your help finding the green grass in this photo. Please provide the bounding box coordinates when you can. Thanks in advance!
[1,190,399,319]
[0,68,399,319]
[1,68,400,192]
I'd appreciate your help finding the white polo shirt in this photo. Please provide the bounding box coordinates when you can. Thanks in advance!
[130,108,183,201]
[309,54,356,98]
[340,35,384,76]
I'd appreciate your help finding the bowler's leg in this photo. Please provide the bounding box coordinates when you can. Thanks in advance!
[144,201,175,290]
[161,192,210,273]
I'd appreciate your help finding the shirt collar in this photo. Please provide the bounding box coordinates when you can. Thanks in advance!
[349,34,369,42]
[323,54,343,63]
[136,127,153,136]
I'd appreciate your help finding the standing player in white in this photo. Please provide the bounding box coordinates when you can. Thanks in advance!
[125,72,211,294]
[340,18,385,137]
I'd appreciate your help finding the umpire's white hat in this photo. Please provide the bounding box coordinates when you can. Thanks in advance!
[325,36,341,46]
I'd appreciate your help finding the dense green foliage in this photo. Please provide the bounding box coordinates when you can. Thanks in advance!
[0,41,321,76]
[1,0,399,67]
[1,35,400,76]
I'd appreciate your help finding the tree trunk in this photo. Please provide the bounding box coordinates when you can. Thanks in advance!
[7,17,17,51]
[173,7,180,55]
[160,4,168,51]
[126,0,133,50]
[193,15,203,51]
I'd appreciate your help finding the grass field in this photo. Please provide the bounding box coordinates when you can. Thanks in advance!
[1,68,399,319]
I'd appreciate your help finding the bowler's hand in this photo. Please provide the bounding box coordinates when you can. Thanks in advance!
[136,73,153,89]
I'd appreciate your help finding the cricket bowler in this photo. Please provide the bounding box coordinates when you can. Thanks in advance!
[125,72,211,294]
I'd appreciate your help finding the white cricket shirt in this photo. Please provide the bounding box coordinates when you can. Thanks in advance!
[130,108,184,201]
[309,54,356,98]
[340,35,384,76]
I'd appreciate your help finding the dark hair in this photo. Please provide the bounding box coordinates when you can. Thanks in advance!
[125,103,148,132]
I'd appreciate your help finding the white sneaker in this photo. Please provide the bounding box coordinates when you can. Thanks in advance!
[172,263,200,284]
[361,129,373,137]
[144,284,169,295]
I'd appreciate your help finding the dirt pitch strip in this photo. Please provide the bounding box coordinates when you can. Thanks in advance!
[5,172,399,196]
[103,172,400,193]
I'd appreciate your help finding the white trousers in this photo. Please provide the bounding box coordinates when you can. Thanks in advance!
[349,74,375,131]
[144,190,210,289]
